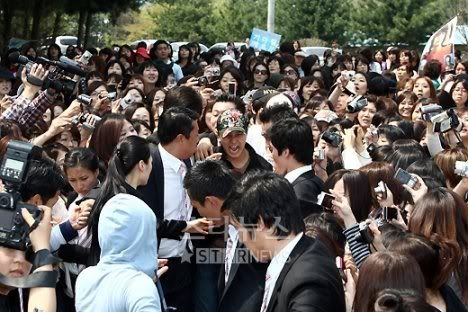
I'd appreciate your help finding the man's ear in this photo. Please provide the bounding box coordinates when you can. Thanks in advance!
[205,195,222,210]
[27,194,43,206]
[176,133,185,144]
[281,148,290,158]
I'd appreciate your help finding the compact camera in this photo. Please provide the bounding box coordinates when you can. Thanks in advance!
[454,161,468,178]
[77,94,93,106]
[322,130,342,147]
[313,149,325,160]
[0,141,43,250]
[347,96,368,113]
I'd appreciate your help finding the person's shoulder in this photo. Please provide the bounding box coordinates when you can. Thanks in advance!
[107,194,149,211]
[288,236,336,274]
[292,171,323,188]
[246,143,272,170]
[125,273,160,310]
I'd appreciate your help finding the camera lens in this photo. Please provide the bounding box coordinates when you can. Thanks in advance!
[0,194,11,208]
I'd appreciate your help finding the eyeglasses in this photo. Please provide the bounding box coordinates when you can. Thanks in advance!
[254,69,268,75]
[285,70,297,76]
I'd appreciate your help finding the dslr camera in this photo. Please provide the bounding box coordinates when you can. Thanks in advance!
[347,96,368,113]
[0,141,43,250]
[322,130,342,147]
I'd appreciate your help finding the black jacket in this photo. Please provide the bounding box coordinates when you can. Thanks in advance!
[264,235,346,312]
[290,170,324,218]
[217,242,268,312]
[216,143,272,178]
[138,144,189,244]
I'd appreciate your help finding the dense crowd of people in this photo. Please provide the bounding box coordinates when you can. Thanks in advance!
[0,37,467,312]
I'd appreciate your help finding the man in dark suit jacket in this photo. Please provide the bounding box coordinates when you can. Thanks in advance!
[268,118,323,218]
[139,107,211,312]
[222,171,345,312]
[183,160,268,312]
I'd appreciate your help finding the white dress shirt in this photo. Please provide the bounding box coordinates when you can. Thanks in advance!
[158,144,193,258]
[284,165,312,184]
[260,232,304,312]
[224,225,239,284]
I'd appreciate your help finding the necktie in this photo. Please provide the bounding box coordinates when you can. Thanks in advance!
[260,274,271,312]
[224,236,233,284]
[178,162,191,221]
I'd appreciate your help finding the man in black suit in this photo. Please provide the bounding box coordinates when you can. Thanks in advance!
[183,160,267,312]
[267,118,323,218]
[222,171,345,312]
[139,107,211,312]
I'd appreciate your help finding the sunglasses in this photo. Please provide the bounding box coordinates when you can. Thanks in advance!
[254,69,268,75]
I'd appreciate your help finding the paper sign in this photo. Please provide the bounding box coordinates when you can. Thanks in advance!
[249,28,281,53]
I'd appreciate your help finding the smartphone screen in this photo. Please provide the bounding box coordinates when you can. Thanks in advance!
[228,82,237,96]
[318,192,335,211]
[383,207,398,221]
[394,168,412,185]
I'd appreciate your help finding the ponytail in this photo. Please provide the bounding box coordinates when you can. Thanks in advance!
[87,135,151,265]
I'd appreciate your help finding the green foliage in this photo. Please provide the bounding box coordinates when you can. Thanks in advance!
[0,0,465,50]
[149,0,216,43]
[276,0,349,44]
[211,0,267,42]
[349,0,453,46]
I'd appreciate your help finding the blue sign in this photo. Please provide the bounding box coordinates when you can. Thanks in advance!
[249,28,281,53]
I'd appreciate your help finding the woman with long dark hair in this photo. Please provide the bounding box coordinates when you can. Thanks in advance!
[76,135,161,311]
[87,136,153,265]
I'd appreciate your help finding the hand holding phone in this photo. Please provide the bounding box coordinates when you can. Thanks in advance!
[394,168,418,189]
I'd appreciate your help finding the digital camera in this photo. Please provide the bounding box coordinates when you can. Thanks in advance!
[347,96,368,113]
[322,130,342,147]
[0,141,43,250]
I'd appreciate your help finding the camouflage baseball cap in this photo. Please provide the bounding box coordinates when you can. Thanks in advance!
[216,109,248,138]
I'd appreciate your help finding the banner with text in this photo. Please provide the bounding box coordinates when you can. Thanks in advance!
[249,28,281,53]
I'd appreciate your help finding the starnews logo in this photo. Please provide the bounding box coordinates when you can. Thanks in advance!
[194,248,275,264]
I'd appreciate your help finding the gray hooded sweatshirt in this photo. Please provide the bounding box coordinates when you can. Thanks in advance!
[75,193,161,312]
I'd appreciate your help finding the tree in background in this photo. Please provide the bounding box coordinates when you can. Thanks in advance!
[349,0,454,46]
[276,0,350,44]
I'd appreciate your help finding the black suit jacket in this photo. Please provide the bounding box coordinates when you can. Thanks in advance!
[291,170,324,218]
[138,144,188,244]
[217,242,268,312]
[265,235,346,312]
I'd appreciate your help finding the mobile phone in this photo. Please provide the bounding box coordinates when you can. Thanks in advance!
[382,207,398,221]
[394,168,417,189]
[228,82,237,96]
[374,181,387,200]
[336,257,347,283]
[317,192,335,211]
